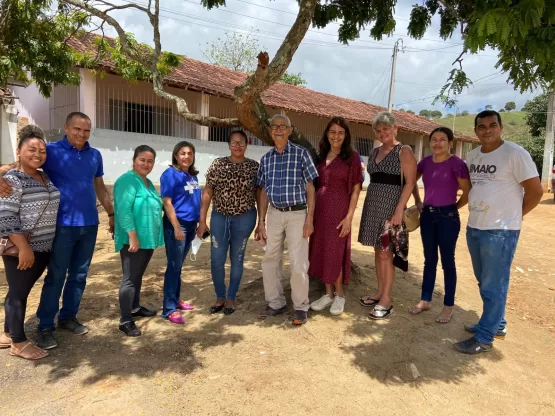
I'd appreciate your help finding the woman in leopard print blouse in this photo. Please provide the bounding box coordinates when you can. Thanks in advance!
[197,130,259,315]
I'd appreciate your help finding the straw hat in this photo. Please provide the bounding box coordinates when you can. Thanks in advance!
[403,205,421,232]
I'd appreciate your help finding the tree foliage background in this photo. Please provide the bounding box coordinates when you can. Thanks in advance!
[0,0,86,97]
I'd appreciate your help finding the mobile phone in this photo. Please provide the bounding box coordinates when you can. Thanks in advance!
[201,230,210,240]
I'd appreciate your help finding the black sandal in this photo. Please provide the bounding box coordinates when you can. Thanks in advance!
[223,305,236,316]
[210,303,225,314]
[359,296,380,307]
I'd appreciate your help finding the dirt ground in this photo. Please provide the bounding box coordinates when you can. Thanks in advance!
[0,191,554,416]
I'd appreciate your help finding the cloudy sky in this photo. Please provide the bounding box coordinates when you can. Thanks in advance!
[101,0,541,115]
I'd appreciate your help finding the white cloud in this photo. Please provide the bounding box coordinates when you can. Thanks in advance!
[100,0,539,114]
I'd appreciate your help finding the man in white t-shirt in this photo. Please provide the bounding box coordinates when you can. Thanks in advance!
[455,110,543,355]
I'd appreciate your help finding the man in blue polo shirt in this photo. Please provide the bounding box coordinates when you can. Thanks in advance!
[255,114,318,325]
[0,112,114,349]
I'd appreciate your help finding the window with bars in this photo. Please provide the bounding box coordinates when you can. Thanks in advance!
[109,99,173,136]
[355,137,374,156]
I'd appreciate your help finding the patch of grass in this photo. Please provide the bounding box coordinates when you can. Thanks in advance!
[437,111,529,139]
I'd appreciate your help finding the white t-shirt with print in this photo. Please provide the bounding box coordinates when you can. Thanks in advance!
[466,141,538,230]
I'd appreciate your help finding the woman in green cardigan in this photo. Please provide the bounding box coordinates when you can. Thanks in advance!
[114,145,164,337]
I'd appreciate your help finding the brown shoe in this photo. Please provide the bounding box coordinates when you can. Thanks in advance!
[292,310,308,325]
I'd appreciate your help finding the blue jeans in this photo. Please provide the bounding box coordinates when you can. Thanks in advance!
[210,208,256,300]
[37,225,98,330]
[466,227,520,344]
[162,217,196,318]
[420,205,460,306]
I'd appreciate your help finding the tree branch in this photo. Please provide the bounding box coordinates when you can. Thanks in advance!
[234,0,317,100]
[233,0,317,144]
[63,0,150,67]
[149,0,239,127]
[438,0,464,23]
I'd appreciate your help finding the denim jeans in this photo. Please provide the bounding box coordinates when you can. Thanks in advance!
[210,208,256,300]
[37,225,98,330]
[162,217,196,318]
[466,227,520,344]
[420,205,460,306]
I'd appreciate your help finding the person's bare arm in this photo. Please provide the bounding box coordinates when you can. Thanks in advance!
[162,197,185,241]
[197,186,213,237]
[94,177,115,233]
[456,177,472,209]
[337,183,362,238]
[521,176,543,216]
[392,146,417,225]
[0,163,17,196]
[7,234,35,270]
[412,172,423,210]
[255,188,269,244]
[303,181,316,238]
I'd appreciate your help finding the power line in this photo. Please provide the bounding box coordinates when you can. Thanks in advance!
[393,72,506,107]
[228,0,462,45]
[367,58,393,101]
[123,0,495,56]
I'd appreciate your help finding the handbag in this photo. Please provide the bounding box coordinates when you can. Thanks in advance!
[399,148,420,232]
[0,176,50,257]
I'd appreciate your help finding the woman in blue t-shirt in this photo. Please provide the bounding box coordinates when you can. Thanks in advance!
[160,141,201,324]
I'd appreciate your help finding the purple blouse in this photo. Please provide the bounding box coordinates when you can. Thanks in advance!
[417,155,469,207]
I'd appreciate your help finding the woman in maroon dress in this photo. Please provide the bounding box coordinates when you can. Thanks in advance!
[309,117,363,316]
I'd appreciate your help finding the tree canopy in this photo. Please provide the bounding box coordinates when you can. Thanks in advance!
[523,92,549,136]
[3,0,555,144]
[504,101,517,111]
[201,30,307,86]
[0,0,86,97]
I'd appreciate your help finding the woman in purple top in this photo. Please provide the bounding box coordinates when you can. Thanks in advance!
[410,127,471,323]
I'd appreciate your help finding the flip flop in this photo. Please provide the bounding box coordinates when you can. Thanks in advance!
[369,305,393,320]
[359,295,380,307]
[9,341,49,360]
[0,334,11,349]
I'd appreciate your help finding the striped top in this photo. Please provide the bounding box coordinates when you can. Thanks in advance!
[257,141,319,209]
[0,169,60,252]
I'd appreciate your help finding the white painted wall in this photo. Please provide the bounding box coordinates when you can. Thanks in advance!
[0,105,18,164]
[13,84,49,128]
[73,128,372,186]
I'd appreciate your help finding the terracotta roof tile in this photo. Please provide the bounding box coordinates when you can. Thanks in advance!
[69,34,478,143]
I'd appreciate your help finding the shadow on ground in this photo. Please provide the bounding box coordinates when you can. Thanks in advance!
[5,237,502,388]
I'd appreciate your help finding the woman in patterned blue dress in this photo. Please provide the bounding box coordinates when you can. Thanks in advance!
[358,112,417,320]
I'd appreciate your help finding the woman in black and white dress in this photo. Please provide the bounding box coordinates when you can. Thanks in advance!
[358,112,417,319]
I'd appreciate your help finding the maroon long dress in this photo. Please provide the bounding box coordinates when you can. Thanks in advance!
[309,151,363,284]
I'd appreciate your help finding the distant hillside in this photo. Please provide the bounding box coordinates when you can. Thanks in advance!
[436,111,529,139]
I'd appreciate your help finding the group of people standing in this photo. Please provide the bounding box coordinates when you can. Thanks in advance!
[0,108,543,361]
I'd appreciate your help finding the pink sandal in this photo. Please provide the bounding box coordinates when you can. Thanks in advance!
[168,311,185,324]
[177,300,195,311]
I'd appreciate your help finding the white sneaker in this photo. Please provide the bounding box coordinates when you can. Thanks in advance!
[330,295,345,316]
[310,294,334,311]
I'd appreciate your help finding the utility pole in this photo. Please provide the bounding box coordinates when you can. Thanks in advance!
[387,39,403,112]
[373,39,403,149]
[540,90,554,192]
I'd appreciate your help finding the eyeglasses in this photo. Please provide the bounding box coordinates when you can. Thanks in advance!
[230,141,247,148]
[270,124,290,131]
